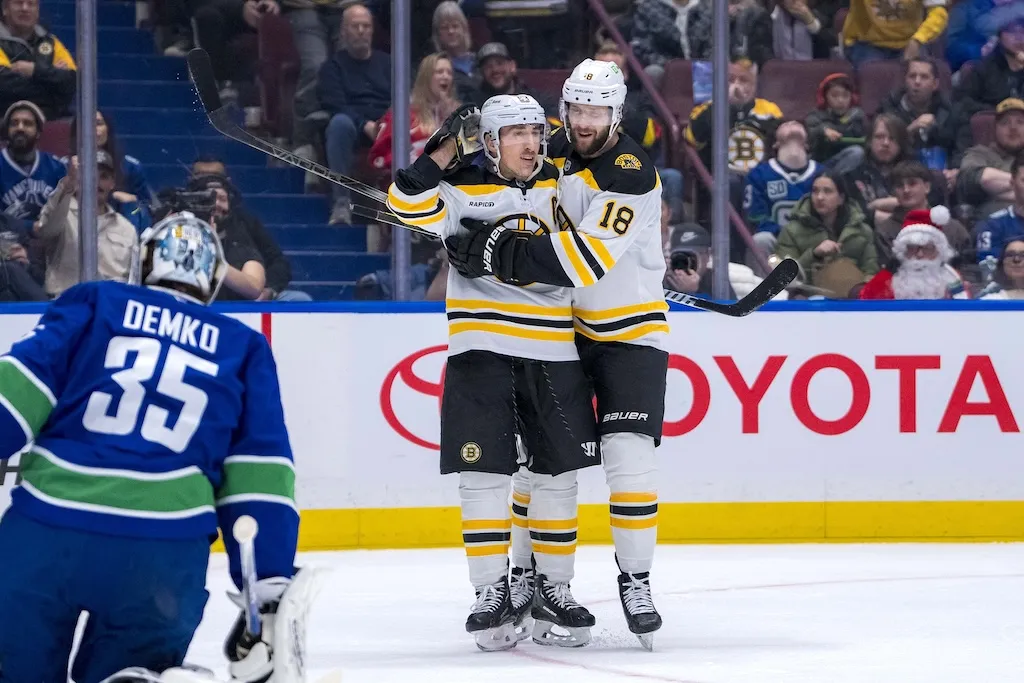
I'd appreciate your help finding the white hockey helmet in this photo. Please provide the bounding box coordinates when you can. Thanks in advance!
[559,58,627,143]
[132,211,228,305]
[480,93,549,181]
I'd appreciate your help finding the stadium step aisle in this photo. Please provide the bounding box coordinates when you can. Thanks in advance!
[46,0,377,300]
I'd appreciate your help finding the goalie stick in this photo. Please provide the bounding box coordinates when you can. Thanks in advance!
[186,48,796,315]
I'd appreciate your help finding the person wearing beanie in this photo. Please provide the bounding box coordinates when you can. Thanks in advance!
[859,206,969,299]
[0,100,66,223]
[805,73,867,163]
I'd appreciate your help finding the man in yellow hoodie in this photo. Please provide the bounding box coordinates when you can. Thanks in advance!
[843,0,949,68]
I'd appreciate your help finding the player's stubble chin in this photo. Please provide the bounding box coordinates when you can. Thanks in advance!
[571,129,610,157]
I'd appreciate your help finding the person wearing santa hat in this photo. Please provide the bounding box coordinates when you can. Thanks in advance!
[859,206,970,300]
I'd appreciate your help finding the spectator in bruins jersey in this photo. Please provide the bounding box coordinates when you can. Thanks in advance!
[686,58,782,258]
[841,0,949,69]
[686,58,782,177]
[0,0,76,120]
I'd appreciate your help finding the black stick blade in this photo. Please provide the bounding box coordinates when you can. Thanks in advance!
[186,48,222,113]
[730,257,799,316]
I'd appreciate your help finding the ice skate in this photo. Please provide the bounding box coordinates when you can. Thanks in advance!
[466,577,517,652]
[617,565,662,651]
[510,564,535,641]
[531,573,595,647]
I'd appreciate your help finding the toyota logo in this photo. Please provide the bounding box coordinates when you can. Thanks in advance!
[380,345,447,450]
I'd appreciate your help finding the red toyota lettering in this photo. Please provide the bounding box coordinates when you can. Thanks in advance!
[875,355,941,433]
[663,355,710,437]
[790,354,870,435]
[715,355,787,434]
[938,355,1019,433]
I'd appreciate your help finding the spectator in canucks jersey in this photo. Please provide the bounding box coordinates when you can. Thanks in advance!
[743,119,821,266]
[0,0,76,119]
[0,100,64,224]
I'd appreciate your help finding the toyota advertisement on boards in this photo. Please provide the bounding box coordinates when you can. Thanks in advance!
[1,307,1022,542]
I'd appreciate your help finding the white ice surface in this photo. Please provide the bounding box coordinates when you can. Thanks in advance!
[188,544,1024,682]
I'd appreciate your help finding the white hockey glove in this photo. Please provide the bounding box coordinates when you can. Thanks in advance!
[223,568,323,683]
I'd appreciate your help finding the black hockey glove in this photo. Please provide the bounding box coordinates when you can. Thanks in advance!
[424,104,482,169]
[445,218,523,283]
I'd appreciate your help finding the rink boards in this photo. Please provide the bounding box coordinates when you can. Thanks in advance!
[2,301,1024,548]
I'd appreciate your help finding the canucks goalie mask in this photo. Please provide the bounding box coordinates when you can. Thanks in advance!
[0,211,317,682]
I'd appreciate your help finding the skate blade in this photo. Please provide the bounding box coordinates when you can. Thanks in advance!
[635,632,655,651]
[514,614,535,642]
[532,619,592,648]
[473,621,517,652]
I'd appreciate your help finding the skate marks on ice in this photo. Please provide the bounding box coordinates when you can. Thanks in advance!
[190,545,1024,683]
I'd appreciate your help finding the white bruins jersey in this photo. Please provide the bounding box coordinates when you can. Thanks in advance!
[388,156,576,362]
[548,130,669,349]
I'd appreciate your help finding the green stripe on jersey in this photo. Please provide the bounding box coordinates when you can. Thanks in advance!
[217,456,296,501]
[0,359,54,438]
[20,450,215,516]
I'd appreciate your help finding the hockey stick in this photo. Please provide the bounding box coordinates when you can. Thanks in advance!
[233,515,262,641]
[340,199,794,315]
[663,256,798,316]
[185,48,390,207]
[355,202,797,315]
[187,48,795,316]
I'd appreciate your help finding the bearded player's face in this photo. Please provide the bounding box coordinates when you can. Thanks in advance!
[567,103,612,156]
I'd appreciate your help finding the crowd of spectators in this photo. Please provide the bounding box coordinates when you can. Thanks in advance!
[7,0,1024,303]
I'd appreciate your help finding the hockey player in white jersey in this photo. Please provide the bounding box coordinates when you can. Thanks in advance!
[446,59,669,650]
[387,95,601,651]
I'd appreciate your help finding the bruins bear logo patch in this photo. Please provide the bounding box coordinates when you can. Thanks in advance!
[614,153,642,170]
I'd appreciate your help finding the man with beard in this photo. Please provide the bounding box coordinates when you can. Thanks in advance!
[957,97,1024,220]
[0,100,65,224]
[471,42,554,116]
[859,206,968,299]
[445,59,669,651]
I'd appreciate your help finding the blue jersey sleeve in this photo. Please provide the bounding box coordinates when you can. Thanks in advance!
[122,155,155,206]
[743,168,780,236]
[0,284,95,459]
[215,331,298,589]
[973,214,1008,263]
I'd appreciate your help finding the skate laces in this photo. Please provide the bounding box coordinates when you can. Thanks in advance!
[510,568,534,607]
[543,580,582,609]
[472,582,505,613]
[622,574,656,614]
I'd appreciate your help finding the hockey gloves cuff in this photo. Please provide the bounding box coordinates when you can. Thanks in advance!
[424,104,483,169]
[445,218,524,283]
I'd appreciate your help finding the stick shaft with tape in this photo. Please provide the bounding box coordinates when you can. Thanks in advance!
[233,515,261,638]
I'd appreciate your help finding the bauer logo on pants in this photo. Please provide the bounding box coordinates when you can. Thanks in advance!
[461,442,482,463]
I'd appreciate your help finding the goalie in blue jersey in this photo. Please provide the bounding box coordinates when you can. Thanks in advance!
[0,212,314,683]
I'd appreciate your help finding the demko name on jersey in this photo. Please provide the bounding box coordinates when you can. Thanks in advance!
[123,300,220,355]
